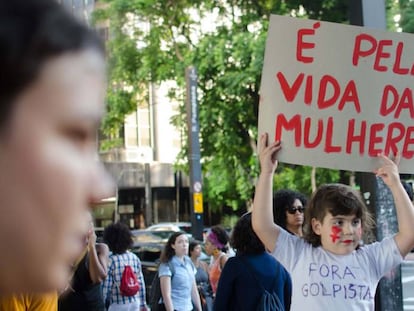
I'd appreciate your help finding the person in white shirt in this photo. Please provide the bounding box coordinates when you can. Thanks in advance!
[252,133,414,311]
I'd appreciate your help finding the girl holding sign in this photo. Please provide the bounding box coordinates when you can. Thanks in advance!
[252,133,414,310]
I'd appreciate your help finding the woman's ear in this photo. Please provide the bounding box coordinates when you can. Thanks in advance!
[311,218,322,235]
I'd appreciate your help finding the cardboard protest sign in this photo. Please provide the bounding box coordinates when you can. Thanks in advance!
[258,15,414,173]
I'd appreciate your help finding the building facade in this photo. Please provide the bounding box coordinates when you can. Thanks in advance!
[59,0,192,229]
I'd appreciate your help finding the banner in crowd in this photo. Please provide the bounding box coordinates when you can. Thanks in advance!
[259,15,414,173]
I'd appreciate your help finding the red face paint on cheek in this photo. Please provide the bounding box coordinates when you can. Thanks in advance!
[330,226,341,243]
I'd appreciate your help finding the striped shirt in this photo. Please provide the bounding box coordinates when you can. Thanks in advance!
[102,251,147,308]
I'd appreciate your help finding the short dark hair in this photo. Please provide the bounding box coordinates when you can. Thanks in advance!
[103,222,133,254]
[160,232,187,263]
[0,0,104,131]
[230,213,265,255]
[303,183,374,247]
[273,189,307,229]
[189,240,201,255]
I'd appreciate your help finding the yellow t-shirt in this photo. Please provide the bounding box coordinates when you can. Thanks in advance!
[0,293,57,311]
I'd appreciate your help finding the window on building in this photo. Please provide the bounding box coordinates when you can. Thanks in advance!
[125,112,138,147]
[124,106,151,148]
[138,108,150,147]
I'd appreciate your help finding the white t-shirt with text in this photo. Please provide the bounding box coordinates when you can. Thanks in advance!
[272,229,403,311]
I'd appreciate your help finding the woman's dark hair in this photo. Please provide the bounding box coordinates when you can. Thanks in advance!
[230,213,265,255]
[303,183,375,247]
[189,240,201,256]
[103,222,133,254]
[209,225,229,252]
[273,189,307,230]
[160,232,187,263]
[0,0,104,130]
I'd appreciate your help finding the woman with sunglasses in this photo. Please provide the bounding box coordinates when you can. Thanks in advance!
[273,189,307,237]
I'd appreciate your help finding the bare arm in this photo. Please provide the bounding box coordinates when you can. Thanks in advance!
[219,254,228,270]
[252,133,282,253]
[160,276,174,311]
[375,154,414,257]
[87,230,109,283]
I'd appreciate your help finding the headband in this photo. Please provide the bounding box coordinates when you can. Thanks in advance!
[207,231,225,249]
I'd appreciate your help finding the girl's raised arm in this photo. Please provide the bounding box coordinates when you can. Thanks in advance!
[375,153,414,257]
[252,133,282,253]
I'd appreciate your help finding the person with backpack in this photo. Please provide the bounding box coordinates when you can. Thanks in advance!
[214,212,292,311]
[102,222,148,311]
[156,232,202,311]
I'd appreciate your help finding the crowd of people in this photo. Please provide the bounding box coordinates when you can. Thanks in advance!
[2,1,414,311]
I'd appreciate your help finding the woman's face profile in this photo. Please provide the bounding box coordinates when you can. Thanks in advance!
[0,49,113,292]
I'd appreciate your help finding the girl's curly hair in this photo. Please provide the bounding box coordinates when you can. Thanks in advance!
[303,183,375,247]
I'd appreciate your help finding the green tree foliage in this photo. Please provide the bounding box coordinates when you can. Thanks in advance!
[94,0,366,211]
[398,0,414,33]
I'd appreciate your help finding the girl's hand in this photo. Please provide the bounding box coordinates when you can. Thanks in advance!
[258,133,282,175]
[374,153,400,188]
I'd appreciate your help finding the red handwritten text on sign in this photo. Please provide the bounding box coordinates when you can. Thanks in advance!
[273,21,414,160]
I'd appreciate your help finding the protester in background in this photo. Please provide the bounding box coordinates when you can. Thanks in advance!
[214,212,292,310]
[0,293,58,311]
[158,232,202,311]
[189,240,213,311]
[59,211,109,311]
[273,189,307,237]
[204,226,229,295]
[252,133,414,310]
[103,222,148,311]
[0,0,113,294]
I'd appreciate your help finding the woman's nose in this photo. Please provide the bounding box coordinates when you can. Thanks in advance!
[342,222,353,235]
[89,161,115,204]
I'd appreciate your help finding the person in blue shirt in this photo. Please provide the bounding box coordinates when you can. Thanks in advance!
[158,232,202,311]
[214,212,292,311]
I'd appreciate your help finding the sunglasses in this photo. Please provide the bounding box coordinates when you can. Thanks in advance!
[286,206,305,214]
